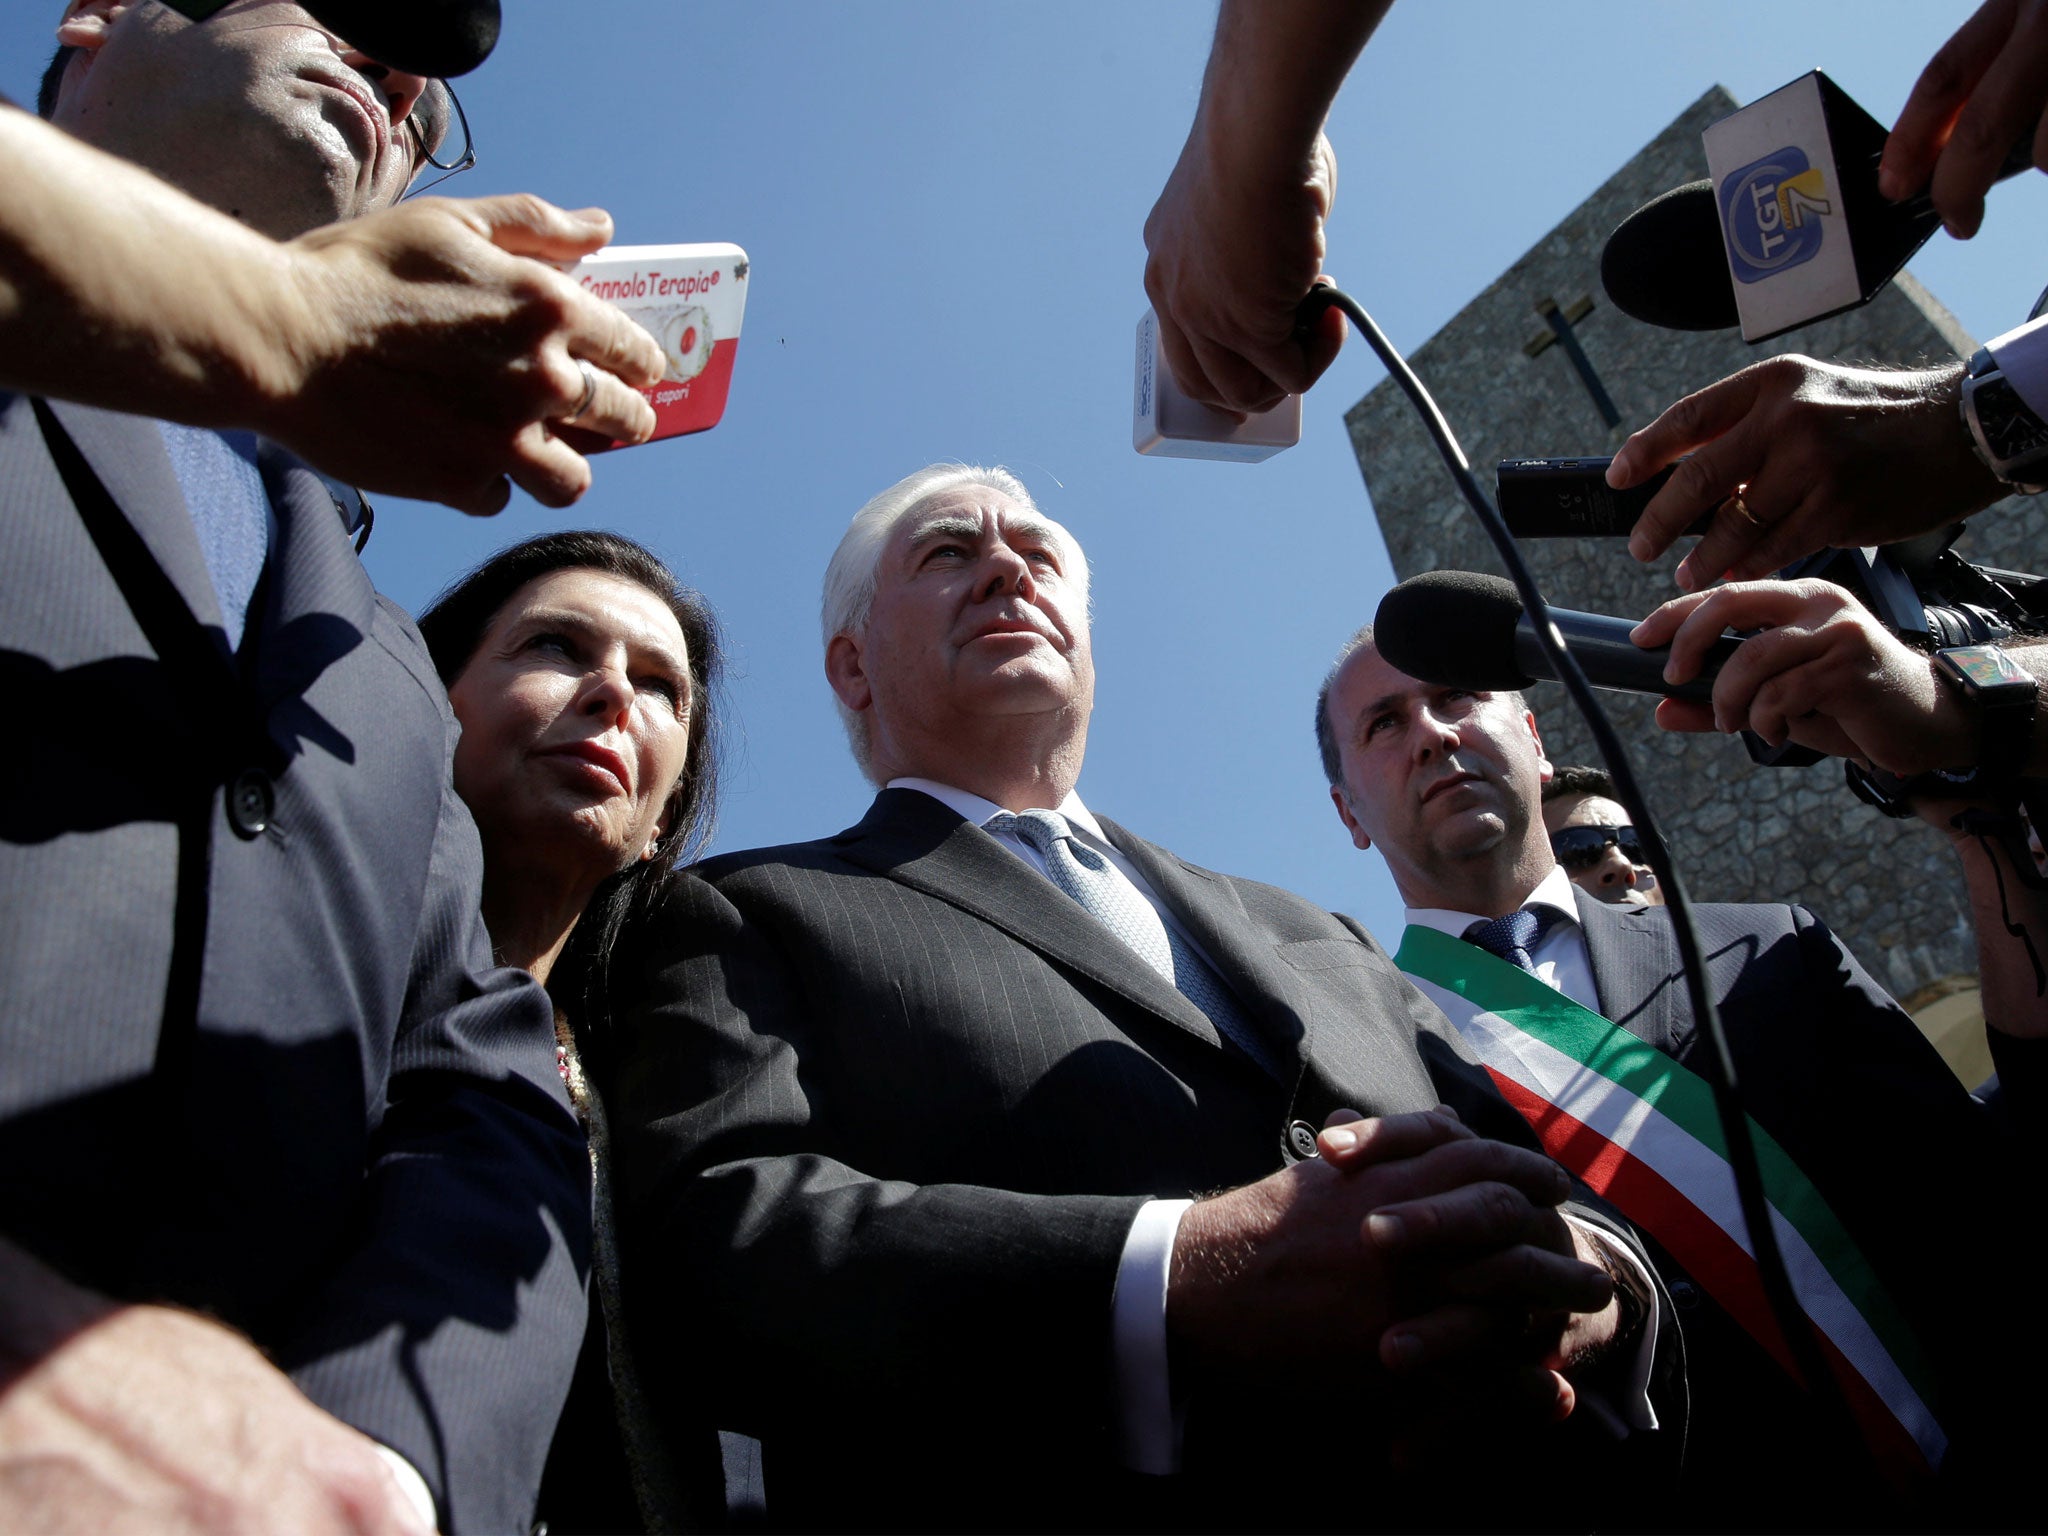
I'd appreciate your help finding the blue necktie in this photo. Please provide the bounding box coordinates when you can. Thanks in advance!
[159,423,272,652]
[1463,907,1549,973]
[986,809,1280,1080]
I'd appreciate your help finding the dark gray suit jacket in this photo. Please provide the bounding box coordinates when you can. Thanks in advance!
[603,789,1669,1531]
[0,392,591,1533]
[1564,889,2028,1523]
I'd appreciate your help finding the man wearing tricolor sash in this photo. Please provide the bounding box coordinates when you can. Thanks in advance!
[1315,626,2031,1527]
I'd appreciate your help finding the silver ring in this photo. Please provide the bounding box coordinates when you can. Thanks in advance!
[565,359,598,423]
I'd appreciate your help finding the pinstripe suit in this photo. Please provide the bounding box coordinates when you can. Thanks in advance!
[0,393,591,1533]
[603,787,1667,1529]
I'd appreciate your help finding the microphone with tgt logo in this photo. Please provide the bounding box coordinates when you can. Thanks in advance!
[1601,70,2036,341]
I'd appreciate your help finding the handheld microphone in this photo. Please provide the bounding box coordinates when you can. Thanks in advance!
[1372,569,1740,703]
[1602,71,2035,342]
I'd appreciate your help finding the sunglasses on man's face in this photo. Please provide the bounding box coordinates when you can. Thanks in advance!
[1550,823,1649,872]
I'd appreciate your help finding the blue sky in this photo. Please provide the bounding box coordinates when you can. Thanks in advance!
[10,1,2045,943]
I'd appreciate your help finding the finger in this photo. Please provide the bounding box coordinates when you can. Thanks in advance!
[1722,488,1845,581]
[1653,695,1717,734]
[1370,1138,1573,1209]
[567,301,667,392]
[1929,1,2048,236]
[504,423,596,509]
[1294,292,1347,394]
[1629,590,1713,651]
[1186,329,1289,417]
[1365,1180,1551,1256]
[1151,308,1239,421]
[1651,591,1748,685]
[1707,625,1831,736]
[564,361,657,445]
[445,473,513,518]
[1617,373,1766,558]
[1883,0,2017,199]
[457,193,616,261]
[1319,1107,1474,1167]
[1434,1244,1617,1315]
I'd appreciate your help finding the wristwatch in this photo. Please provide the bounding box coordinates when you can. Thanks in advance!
[1933,642,2039,783]
[1961,347,2048,494]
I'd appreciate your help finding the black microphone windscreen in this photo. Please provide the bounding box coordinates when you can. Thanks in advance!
[1374,571,1536,691]
[307,0,501,78]
[1600,180,1740,332]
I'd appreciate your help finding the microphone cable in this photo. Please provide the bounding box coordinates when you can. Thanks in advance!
[1299,281,1866,1463]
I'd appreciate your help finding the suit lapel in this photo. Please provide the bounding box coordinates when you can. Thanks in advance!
[831,791,1229,1053]
[45,400,225,642]
[246,443,373,709]
[1098,816,1309,1079]
[1572,886,1693,1055]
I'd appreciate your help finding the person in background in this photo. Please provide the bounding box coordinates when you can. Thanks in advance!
[418,530,726,1535]
[0,5,649,1529]
[1541,763,1664,908]
[1316,624,2037,1524]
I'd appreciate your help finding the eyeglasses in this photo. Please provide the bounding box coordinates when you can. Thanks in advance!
[404,79,476,193]
[1549,823,1649,873]
[149,3,475,191]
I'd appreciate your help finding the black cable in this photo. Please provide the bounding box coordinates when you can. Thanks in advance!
[1302,283,1866,1459]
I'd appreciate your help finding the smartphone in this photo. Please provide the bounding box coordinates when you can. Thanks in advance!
[560,242,750,445]
[1495,455,1705,538]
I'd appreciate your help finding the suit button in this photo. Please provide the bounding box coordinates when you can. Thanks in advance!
[1669,1279,1701,1311]
[227,770,273,839]
[1286,1120,1320,1160]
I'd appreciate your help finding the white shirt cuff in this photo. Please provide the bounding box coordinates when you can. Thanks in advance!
[1111,1197,1192,1475]
[373,1444,439,1532]
[1563,1213,1660,1433]
[1988,313,2048,425]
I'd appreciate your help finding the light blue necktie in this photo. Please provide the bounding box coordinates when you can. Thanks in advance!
[985,809,1281,1080]
[159,423,272,652]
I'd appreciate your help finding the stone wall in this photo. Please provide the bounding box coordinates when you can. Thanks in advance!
[1345,87,2043,1003]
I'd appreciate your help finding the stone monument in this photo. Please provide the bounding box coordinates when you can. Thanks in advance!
[1345,87,2047,1081]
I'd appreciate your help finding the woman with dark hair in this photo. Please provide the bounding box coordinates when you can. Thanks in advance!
[419,529,720,1014]
[419,530,724,1534]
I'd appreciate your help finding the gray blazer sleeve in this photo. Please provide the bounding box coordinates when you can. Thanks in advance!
[277,761,592,1536]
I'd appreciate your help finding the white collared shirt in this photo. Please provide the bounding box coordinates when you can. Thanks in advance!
[1403,865,1601,1013]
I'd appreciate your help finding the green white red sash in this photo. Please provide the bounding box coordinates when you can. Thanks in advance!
[1395,922,1944,1475]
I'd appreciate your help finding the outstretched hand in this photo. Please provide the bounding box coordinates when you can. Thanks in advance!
[1630,578,1972,773]
[1143,128,1347,418]
[267,193,668,515]
[1610,356,2004,592]
[0,1239,432,1535]
[1881,0,2048,239]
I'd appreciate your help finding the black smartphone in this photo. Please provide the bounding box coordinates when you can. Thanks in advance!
[1495,456,1706,538]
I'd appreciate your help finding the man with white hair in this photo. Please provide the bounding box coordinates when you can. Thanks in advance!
[603,464,1673,1529]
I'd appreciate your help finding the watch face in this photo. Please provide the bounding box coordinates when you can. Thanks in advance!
[1940,644,2035,701]
[1974,375,2048,465]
